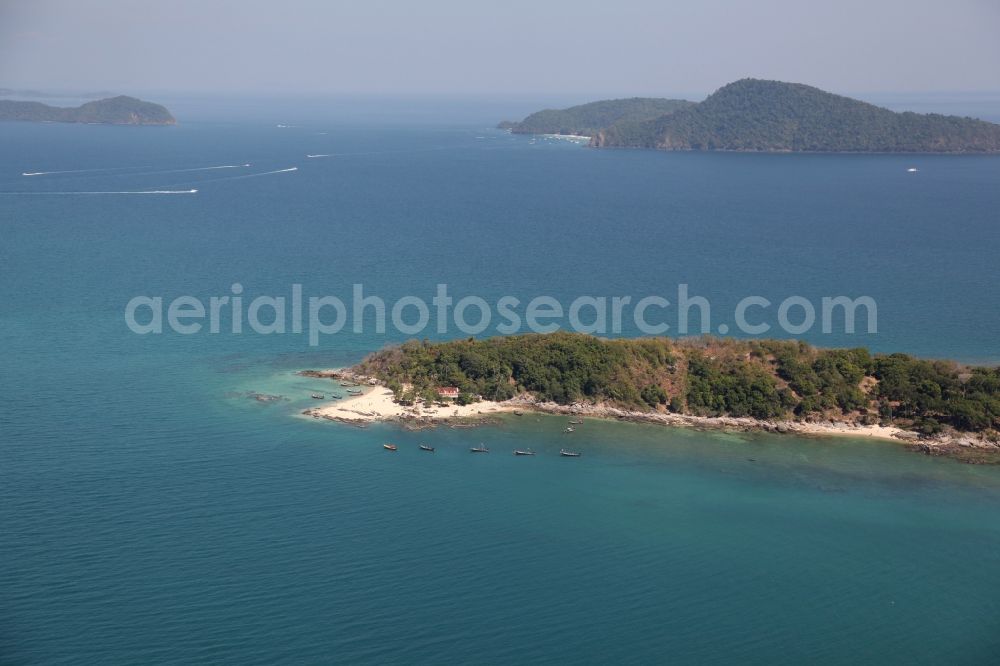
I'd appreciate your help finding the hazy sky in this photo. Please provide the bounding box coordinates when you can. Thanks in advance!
[2,0,998,98]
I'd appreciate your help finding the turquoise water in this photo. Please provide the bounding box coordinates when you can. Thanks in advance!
[2,102,1000,663]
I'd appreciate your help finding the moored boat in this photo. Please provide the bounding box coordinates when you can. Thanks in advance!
[470,444,489,453]
[564,426,575,433]
[383,443,397,451]
[514,449,535,456]
[419,444,435,452]
[311,393,325,399]
[569,419,583,424]
[560,449,581,457]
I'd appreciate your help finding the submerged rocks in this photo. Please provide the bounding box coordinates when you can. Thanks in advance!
[242,391,286,404]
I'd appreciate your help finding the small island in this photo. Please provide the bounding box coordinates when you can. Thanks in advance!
[0,95,176,125]
[302,332,1000,463]
[501,79,1000,153]
[499,97,694,138]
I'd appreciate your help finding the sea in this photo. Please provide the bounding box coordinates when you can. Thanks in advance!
[2,94,1000,664]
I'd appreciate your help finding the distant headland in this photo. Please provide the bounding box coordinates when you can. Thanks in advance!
[0,95,176,125]
[499,97,694,139]
[499,79,1000,153]
[300,332,1000,463]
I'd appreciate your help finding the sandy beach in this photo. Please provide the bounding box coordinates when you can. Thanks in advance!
[294,369,999,460]
[302,379,906,440]
[304,385,520,424]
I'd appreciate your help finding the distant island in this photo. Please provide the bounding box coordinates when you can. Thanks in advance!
[0,95,175,125]
[303,332,1000,463]
[500,79,1000,153]
[499,97,694,138]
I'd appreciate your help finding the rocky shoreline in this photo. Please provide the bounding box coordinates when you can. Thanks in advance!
[299,370,1000,464]
[521,399,1000,464]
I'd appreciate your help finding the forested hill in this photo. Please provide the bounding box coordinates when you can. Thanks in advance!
[591,79,1000,152]
[0,95,176,125]
[355,333,1000,439]
[498,97,693,137]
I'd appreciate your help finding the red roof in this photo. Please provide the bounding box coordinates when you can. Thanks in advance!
[437,387,460,397]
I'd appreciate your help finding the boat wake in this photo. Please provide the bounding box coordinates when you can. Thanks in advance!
[223,166,298,179]
[11,165,295,195]
[21,165,154,177]
[155,167,299,188]
[23,164,251,178]
[124,163,254,177]
[178,164,251,171]
[1,189,198,195]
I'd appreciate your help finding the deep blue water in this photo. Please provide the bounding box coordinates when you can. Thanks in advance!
[2,102,1000,664]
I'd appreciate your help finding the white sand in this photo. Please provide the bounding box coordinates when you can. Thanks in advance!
[298,378,1000,455]
[785,421,906,440]
[542,133,591,141]
[304,386,908,441]
[307,387,519,423]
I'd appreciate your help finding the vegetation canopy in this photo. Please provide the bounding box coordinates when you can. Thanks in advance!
[355,333,1000,437]
[502,79,1000,152]
[0,95,176,125]
[499,97,693,137]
